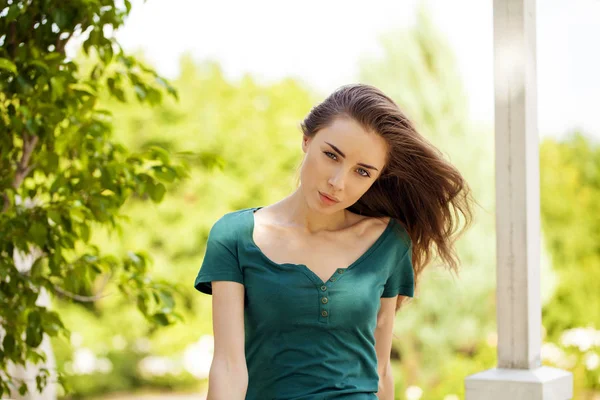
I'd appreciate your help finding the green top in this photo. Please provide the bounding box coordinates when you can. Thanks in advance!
[194,206,414,400]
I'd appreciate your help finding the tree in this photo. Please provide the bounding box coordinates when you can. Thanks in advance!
[540,132,600,335]
[0,0,189,396]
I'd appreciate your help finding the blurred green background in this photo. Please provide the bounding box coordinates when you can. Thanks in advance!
[43,6,600,400]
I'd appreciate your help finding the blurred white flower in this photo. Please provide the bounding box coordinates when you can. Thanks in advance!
[584,352,599,371]
[72,348,96,375]
[183,335,214,379]
[96,357,113,374]
[138,355,178,377]
[112,334,127,350]
[71,332,83,348]
[556,354,578,370]
[444,395,460,400]
[406,385,423,400]
[134,337,152,353]
[560,327,600,352]
[541,342,566,365]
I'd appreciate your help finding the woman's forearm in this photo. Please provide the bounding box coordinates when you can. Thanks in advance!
[377,370,395,400]
[206,358,248,400]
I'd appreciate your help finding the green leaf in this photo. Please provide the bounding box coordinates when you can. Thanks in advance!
[48,210,62,224]
[70,208,86,223]
[126,251,144,268]
[29,222,48,247]
[30,258,45,279]
[68,83,97,96]
[44,152,59,173]
[2,334,15,356]
[49,76,65,102]
[148,146,170,163]
[28,60,49,73]
[137,293,148,314]
[5,5,21,21]
[151,313,169,326]
[0,58,17,74]
[158,290,175,313]
[79,223,90,243]
[51,8,68,29]
[149,182,166,203]
[42,311,65,337]
[153,166,177,182]
[109,85,126,102]
[133,84,147,101]
[155,76,178,99]
[26,326,43,348]
[170,311,185,323]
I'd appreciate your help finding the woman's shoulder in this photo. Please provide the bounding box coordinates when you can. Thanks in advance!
[208,207,255,239]
[366,215,411,254]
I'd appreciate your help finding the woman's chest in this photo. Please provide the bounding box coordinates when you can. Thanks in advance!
[252,225,383,284]
[241,257,389,329]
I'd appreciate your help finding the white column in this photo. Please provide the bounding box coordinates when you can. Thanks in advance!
[465,0,573,398]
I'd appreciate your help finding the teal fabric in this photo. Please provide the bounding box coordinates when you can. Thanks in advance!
[194,206,414,400]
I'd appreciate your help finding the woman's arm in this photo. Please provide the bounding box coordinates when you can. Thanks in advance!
[206,281,248,400]
[378,365,394,400]
[375,295,408,400]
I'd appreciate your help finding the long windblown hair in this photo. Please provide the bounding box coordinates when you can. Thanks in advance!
[298,83,476,312]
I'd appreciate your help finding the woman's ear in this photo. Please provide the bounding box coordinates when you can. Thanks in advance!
[302,135,311,153]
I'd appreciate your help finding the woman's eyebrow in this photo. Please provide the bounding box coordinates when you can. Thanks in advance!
[324,141,379,171]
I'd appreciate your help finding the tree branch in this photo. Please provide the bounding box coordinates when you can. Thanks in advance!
[12,132,38,189]
[51,273,113,302]
[1,133,38,214]
[52,285,112,302]
[8,21,17,59]
[1,192,9,213]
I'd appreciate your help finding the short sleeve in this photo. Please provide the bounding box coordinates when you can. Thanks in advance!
[381,242,414,298]
[194,216,244,295]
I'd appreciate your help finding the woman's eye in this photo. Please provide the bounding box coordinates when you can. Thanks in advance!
[357,168,370,177]
[324,151,370,177]
[324,151,337,160]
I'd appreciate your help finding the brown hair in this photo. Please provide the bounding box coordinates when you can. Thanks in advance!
[298,83,476,312]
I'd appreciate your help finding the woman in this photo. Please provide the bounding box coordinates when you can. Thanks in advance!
[194,83,474,400]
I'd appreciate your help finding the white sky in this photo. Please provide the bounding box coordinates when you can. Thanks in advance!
[111,0,600,141]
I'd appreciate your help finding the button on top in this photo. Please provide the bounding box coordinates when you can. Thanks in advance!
[320,285,327,291]
[321,297,328,304]
[321,310,328,317]
[337,269,344,274]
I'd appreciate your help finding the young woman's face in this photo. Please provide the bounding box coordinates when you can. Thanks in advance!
[300,117,388,213]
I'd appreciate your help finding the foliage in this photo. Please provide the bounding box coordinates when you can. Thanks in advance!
[50,54,317,397]
[0,0,189,396]
[540,133,600,398]
[541,132,600,337]
[2,1,597,399]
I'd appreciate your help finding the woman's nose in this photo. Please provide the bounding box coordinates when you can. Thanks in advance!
[328,168,345,190]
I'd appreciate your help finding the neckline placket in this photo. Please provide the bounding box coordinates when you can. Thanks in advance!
[247,206,395,323]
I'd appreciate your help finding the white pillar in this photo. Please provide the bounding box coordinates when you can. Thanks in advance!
[465,0,573,398]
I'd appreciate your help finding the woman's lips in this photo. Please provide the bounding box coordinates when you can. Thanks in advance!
[319,191,339,204]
